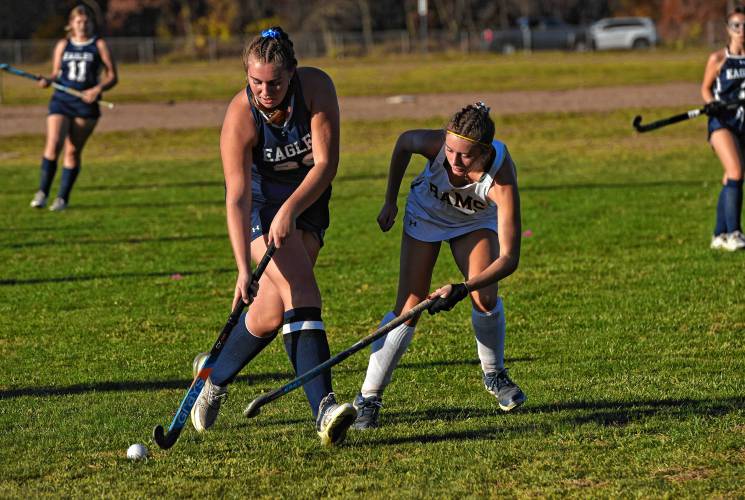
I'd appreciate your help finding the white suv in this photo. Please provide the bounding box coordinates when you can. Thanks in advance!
[589,17,658,50]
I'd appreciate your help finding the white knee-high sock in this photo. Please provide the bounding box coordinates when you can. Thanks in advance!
[360,311,416,398]
[472,298,505,374]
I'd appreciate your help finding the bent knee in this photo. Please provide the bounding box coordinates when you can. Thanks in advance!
[470,289,499,312]
[246,311,283,337]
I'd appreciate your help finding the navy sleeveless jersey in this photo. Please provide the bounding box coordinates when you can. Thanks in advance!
[710,49,745,132]
[56,37,102,96]
[247,74,314,185]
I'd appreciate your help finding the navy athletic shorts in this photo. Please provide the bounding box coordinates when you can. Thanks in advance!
[707,115,745,144]
[250,175,331,246]
[49,94,100,119]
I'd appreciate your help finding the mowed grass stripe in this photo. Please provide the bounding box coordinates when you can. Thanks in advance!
[1,49,708,104]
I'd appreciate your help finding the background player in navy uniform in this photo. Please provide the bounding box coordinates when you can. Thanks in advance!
[29,4,117,212]
[701,4,745,251]
[191,27,356,446]
[352,103,526,429]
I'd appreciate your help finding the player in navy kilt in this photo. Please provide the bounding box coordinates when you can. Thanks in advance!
[190,27,356,446]
[701,4,745,251]
[29,4,117,212]
[351,103,527,429]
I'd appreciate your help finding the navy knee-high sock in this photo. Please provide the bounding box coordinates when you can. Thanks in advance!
[282,307,332,418]
[724,178,744,233]
[210,311,277,386]
[57,166,81,202]
[38,158,58,196]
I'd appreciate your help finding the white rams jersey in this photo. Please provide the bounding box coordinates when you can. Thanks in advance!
[403,139,506,242]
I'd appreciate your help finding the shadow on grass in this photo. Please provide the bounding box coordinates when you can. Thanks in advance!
[7,233,225,250]
[73,199,223,210]
[0,372,293,400]
[260,396,745,442]
[521,179,706,192]
[0,180,223,196]
[383,396,745,427]
[349,396,745,446]
[0,267,233,286]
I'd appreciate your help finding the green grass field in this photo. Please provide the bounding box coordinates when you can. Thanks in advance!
[1,49,708,104]
[1,101,744,497]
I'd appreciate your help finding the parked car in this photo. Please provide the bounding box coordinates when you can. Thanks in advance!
[589,17,659,50]
[481,16,589,53]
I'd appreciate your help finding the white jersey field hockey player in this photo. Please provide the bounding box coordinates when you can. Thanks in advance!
[352,102,527,430]
[404,138,506,242]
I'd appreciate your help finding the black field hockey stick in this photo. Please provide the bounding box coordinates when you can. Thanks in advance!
[0,63,114,109]
[243,297,436,418]
[632,99,745,133]
[632,107,704,133]
[153,242,276,450]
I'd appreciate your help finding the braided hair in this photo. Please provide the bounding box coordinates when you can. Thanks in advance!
[446,102,495,150]
[242,27,297,73]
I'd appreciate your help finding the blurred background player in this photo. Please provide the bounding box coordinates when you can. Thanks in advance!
[29,4,117,212]
[701,4,745,251]
[191,27,356,446]
[352,102,526,429]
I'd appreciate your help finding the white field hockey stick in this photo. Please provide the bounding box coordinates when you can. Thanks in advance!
[0,63,114,109]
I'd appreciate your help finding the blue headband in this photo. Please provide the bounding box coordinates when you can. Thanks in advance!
[261,28,281,39]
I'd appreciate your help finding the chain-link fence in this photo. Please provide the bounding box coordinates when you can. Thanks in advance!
[0,30,491,65]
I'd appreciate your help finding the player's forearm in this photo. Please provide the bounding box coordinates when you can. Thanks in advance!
[384,149,412,204]
[97,71,118,92]
[225,200,252,274]
[465,253,520,291]
[284,160,336,215]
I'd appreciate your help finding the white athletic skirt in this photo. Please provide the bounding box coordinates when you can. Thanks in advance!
[402,196,497,243]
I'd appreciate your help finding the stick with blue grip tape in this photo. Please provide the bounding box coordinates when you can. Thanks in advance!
[0,63,114,109]
[153,242,276,450]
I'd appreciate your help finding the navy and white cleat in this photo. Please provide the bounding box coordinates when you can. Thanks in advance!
[484,368,526,412]
[316,392,356,446]
[49,197,67,212]
[351,393,383,430]
[30,191,47,208]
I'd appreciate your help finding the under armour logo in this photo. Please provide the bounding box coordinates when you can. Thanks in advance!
[252,225,261,233]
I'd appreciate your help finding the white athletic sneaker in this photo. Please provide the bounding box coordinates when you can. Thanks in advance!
[724,230,745,251]
[191,378,228,432]
[30,191,47,208]
[316,392,356,446]
[49,197,67,212]
[710,234,728,250]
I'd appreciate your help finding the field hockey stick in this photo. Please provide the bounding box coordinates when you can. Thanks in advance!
[153,242,276,450]
[632,99,745,133]
[0,63,114,109]
[243,297,436,418]
[632,108,704,133]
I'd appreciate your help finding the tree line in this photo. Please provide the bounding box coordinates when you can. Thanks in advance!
[0,0,738,45]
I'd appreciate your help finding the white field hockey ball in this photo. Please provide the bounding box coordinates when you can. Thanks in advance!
[127,443,148,460]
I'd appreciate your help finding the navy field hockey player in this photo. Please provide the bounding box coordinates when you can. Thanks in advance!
[191,27,356,446]
[29,4,117,212]
[352,103,526,429]
[701,4,745,251]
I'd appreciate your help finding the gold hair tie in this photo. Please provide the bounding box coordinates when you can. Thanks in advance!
[446,130,491,147]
